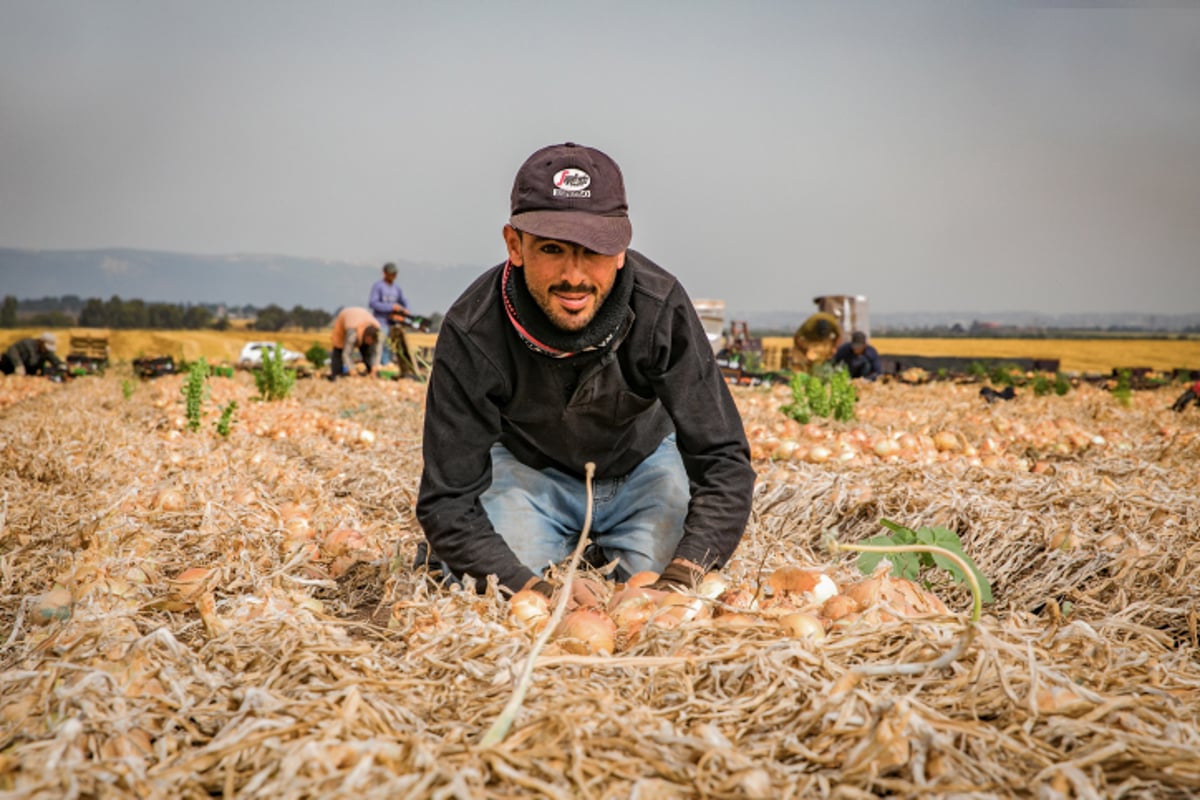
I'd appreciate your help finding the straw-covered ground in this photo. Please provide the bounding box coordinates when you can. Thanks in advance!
[1,370,1198,799]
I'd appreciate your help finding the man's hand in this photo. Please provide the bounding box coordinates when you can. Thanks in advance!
[649,559,706,593]
[522,575,606,609]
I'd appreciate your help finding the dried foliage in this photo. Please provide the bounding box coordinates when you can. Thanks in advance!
[2,372,1199,798]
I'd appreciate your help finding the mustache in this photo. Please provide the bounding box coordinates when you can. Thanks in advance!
[549,282,596,294]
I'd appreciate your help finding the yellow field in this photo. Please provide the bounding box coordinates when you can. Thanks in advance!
[762,336,1200,374]
[4,328,1196,374]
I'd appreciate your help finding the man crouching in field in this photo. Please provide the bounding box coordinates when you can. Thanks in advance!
[415,142,756,603]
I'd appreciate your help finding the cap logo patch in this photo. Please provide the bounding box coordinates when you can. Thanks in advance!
[552,167,591,198]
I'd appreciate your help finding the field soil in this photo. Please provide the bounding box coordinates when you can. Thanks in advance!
[2,369,1199,797]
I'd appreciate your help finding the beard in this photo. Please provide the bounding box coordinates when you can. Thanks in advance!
[528,280,613,332]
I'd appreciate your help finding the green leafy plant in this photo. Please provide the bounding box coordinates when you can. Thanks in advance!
[1111,369,1132,408]
[829,368,857,421]
[121,379,135,400]
[305,343,329,369]
[1054,372,1071,396]
[967,361,988,380]
[254,344,296,402]
[215,400,238,437]
[181,357,209,432]
[1032,373,1051,397]
[781,367,856,424]
[856,519,993,606]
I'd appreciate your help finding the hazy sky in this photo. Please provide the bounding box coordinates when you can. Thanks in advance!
[2,1,1198,315]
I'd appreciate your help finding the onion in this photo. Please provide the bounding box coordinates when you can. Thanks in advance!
[717,586,760,611]
[507,589,550,630]
[933,431,962,452]
[323,528,366,557]
[774,439,798,460]
[820,593,859,621]
[872,438,900,458]
[625,571,660,589]
[171,567,214,603]
[283,516,314,541]
[609,590,658,633]
[649,594,710,629]
[153,488,186,512]
[842,576,884,611]
[767,567,839,605]
[806,445,832,464]
[777,612,826,641]
[556,608,616,655]
[696,572,729,600]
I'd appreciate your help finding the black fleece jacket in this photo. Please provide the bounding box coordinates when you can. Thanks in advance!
[415,250,755,592]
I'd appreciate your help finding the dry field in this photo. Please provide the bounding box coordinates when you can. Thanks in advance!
[2,369,1199,798]
[5,329,1198,375]
[760,336,1200,375]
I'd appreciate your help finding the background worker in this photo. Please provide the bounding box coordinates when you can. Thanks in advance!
[367,262,410,367]
[832,330,882,380]
[1,332,64,377]
[1171,379,1200,412]
[790,312,842,373]
[329,306,381,380]
[416,142,756,603]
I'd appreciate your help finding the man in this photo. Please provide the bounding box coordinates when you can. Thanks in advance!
[328,307,381,380]
[368,262,415,374]
[416,142,755,601]
[1,332,64,377]
[790,312,842,373]
[1171,379,1200,412]
[832,330,882,380]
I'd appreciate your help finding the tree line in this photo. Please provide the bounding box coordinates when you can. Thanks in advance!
[0,295,332,332]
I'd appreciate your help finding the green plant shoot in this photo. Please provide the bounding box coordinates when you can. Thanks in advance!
[857,519,993,605]
[182,357,209,432]
[215,399,238,437]
[254,344,296,401]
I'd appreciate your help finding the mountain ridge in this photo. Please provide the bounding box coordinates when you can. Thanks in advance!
[3,247,1197,331]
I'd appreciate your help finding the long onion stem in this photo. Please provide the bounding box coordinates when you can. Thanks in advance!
[478,462,597,748]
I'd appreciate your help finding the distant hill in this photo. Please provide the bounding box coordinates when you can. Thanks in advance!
[4,247,1197,332]
[0,247,486,317]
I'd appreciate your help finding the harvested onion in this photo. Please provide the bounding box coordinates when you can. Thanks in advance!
[556,608,616,655]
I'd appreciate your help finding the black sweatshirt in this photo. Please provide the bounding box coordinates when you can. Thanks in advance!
[415,250,756,592]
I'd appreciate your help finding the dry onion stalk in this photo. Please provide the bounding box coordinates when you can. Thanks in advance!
[478,461,597,748]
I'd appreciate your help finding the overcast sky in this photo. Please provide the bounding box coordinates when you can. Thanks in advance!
[2,1,1197,315]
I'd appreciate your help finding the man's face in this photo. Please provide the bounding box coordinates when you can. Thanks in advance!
[852,343,865,355]
[383,271,396,284]
[503,225,625,332]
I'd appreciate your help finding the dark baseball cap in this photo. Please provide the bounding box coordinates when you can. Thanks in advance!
[383,262,398,275]
[851,331,867,345]
[509,142,632,256]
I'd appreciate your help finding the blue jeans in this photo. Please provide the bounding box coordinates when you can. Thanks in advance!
[481,434,689,582]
